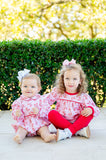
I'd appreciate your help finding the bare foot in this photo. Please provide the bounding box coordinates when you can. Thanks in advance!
[13,135,22,144]
[44,134,56,143]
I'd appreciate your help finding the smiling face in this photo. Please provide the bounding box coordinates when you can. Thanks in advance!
[64,69,81,93]
[21,78,40,98]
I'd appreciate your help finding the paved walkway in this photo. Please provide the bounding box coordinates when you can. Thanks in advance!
[0,108,106,160]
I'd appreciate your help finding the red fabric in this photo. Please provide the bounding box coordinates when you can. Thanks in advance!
[48,110,93,135]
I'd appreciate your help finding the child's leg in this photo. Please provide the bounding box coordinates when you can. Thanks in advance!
[13,126,28,144]
[75,126,90,138]
[37,126,56,143]
[48,110,71,129]
[48,110,93,135]
[68,114,93,135]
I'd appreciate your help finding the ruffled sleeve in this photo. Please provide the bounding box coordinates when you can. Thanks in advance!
[11,98,24,122]
[33,95,50,118]
[82,93,100,117]
[34,88,59,118]
[44,87,59,106]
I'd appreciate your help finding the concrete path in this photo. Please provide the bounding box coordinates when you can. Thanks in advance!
[0,108,106,160]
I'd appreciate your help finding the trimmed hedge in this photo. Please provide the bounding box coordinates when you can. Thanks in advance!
[0,39,106,110]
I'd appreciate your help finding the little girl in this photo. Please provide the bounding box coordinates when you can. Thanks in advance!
[47,59,100,141]
[12,69,56,144]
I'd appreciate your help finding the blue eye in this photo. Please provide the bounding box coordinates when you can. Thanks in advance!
[31,86,35,88]
[74,78,77,80]
[24,86,27,88]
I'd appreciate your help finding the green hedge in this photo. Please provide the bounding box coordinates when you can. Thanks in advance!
[0,39,106,110]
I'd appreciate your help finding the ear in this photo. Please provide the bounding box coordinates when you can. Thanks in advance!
[79,79,82,85]
[38,86,42,92]
[20,85,22,91]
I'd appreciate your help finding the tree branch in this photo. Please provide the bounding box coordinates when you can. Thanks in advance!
[80,0,86,8]
[39,0,72,17]
[43,14,69,39]
[89,25,97,39]
[53,23,69,39]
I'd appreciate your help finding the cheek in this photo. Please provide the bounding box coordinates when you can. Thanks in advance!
[21,88,23,92]
[74,81,79,86]
[34,88,38,93]
[76,81,81,86]
[78,80,81,85]
[64,81,67,86]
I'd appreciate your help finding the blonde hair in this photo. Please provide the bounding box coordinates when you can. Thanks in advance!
[20,73,41,88]
[55,63,88,95]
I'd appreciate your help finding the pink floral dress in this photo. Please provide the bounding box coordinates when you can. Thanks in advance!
[12,94,51,136]
[46,88,100,123]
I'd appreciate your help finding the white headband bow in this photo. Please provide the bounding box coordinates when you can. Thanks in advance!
[63,59,76,66]
[17,69,30,82]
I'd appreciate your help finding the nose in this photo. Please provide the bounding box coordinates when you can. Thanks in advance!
[69,79,73,84]
[26,87,30,91]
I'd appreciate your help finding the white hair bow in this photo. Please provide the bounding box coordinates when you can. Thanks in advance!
[17,69,30,82]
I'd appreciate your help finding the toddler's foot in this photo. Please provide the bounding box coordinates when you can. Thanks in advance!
[44,133,56,143]
[13,135,22,144]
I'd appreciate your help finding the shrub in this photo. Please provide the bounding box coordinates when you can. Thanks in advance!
[0,39,105,110]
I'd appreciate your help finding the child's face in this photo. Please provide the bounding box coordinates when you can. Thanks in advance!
[64,69,81,93]
[21,78,40,98]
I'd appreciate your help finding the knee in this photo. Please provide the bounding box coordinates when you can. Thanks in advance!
[48,110,57,121]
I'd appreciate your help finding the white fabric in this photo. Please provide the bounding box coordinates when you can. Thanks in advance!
[17,69,30,82]
[57,129,72,141]
[48,124,57,133]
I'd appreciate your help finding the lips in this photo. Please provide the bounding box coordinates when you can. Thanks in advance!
[69,85,73,87]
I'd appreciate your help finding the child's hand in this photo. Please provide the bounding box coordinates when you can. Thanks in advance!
[32,107,39,114]
[81,108,93,117]
[15,110,22,117]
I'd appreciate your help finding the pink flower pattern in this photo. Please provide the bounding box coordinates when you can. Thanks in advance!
[12,94,51,136]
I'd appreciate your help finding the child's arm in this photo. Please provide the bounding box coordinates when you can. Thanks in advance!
[43,87,59,106]
[33,88,59,118]
[81,107,93,117]
[35,97,51,118]
[12,100,24,121]
[81,93,100,117]
[15,109,22,117]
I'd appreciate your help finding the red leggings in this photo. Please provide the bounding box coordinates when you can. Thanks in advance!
[48,110,93,135]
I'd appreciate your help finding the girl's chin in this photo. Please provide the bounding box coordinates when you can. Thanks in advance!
[66,89,77,93]
[24,94,33,98]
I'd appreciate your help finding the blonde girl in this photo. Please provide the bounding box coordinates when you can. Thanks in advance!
[47,59,100,141]
[12,69,56,144]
